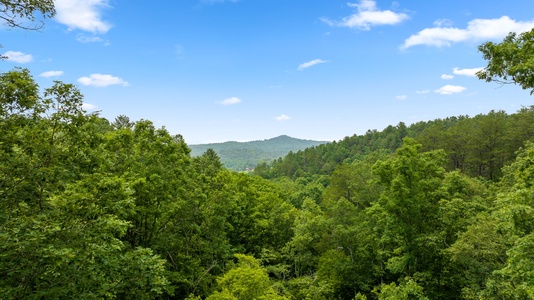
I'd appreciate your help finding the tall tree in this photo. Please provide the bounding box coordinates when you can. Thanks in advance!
[206,254,288,300]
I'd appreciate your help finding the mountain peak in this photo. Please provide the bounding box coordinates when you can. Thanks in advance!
[188,135,328,171]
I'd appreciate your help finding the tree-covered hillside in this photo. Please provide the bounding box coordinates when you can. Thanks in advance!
[255,109,534,182]
[3,66,534,299]
[2,6,534,298]
[189,135,328,171]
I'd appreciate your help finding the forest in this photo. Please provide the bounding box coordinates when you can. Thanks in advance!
[2,1,534,299]
[189,135,327,172]
[2,63,534,299]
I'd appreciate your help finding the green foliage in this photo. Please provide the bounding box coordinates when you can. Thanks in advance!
[0,67,41,118]
[262,109,534,182]
[3,66,534,299]
[323,156,382,209]
[373,277,428,300]
[207,254,288,300]
[266,127,406,178]
[0,0,55,30]
[477,28,534,94]
[284,198,328,277]
[477,143,534,298]
[189,135,327,171]
[0,69,176,298]
[372,139,446,276]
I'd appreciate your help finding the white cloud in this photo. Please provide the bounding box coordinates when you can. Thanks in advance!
[82,103,97,110]
[275,114,291,121]
[55,0,112,34]
[433,19,453,27]
[77,74,129,87]
[3,51,33,63]
[396,95,407,100]
[76,34,104,43]
[324,0,409,30]
[435,85,466,95]
[441,74,454,80]
[453,67,484,77]
[219,97,241,105]
[416,89,430,94]
[39,70,64,78]
[298,59,327,70]
[403,16,534,48]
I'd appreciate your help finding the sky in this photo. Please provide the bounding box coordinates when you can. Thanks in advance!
[1,0,534,144]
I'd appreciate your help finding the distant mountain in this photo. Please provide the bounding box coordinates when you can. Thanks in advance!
[189,135,329,171]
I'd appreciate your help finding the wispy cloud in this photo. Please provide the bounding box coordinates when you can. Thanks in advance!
[441,74,454,80]
[435,85,466,95]
[403,16,534,48]
[453,67,484,77]
[218,97,241,105]
[433,19,453,27]
[82,103,97,110]
[275,114,291,121]
[298,59,327,71]
[323,0,409,30]
[396,95,408,100]
[39,70,64,78]
[3,51,33,63]
[76,34,110,45]
[78,74,129,87]
[416,89,430,94]
[76,35,103,43]
[55,0,112,34]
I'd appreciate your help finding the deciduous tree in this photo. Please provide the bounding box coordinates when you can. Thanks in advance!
[477,28,534,94]
[0,0,55,30]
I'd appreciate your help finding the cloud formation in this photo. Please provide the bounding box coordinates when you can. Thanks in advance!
[82,103,97,110]
[403,16,534,48]
[219,97,241,105]
[324,0,409,30]
[453,67,484,77]
[78,74,129,87]
[3,51,33,63]
[396,95,407,100]
[298,59,327,71]
[435,85,466,95]
[441,74,454,80]
[39,70,64,78]
[275,114,291,121]
[433,19,453,27]
[55,0,112,34]
[76,34,110,45]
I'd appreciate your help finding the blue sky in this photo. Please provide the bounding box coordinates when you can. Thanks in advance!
[2,0,534,144]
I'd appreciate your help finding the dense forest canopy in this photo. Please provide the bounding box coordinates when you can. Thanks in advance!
[2,2,534,298]
[255,108,534,181]
[2,65,534,299]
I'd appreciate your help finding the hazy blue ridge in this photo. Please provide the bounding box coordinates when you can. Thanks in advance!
[189,135,329,171]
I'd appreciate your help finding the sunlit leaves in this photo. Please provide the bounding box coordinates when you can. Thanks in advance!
[477,28,534,94]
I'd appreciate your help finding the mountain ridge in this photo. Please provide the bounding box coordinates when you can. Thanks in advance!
[189,135,329,171]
